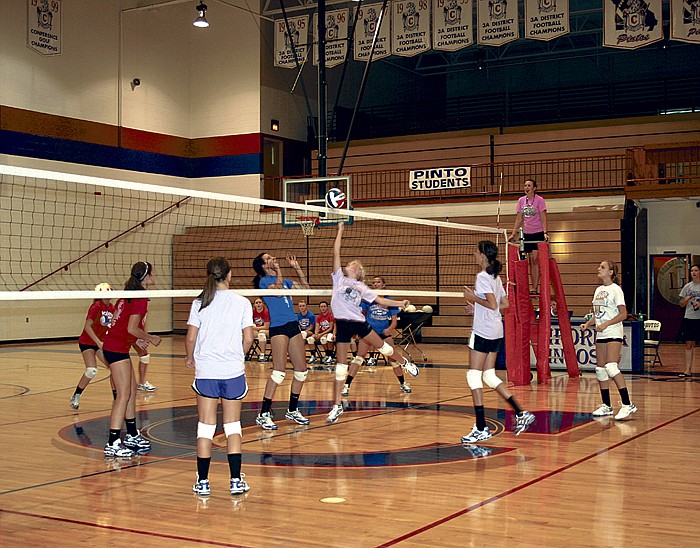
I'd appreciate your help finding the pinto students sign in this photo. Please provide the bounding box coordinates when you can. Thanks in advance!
[409,167,471,191]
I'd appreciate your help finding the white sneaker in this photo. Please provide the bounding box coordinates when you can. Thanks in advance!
[138,381,157,392]
[124,431,152,453]
[400,382,412,393]
[230,473,250,495]
[614,403,637,421]
[514,411,535,436]
[69,393,81,410]
[326,404,344,423]
[284,409,310,425]
[461,425,492,444]
[341,384,350,397]
[401,357,419,377]
[255,411,278,430]
[592,403,614,417]
[104,439,134,457]
[192,477,210,496]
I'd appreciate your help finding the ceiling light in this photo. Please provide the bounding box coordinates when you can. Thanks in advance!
[193,2,209,28]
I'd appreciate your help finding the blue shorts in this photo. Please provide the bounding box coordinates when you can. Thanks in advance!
[336,319,373,343]
[192,375,248,400]
[270,320,302,339]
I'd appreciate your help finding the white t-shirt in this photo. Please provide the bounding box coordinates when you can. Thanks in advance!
[592,283,625,339]
[472,270,505,340]
[330,268,378,322]
[187,290,254,379]
[680,281,700,320]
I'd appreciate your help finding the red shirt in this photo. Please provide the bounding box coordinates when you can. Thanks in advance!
[78,300,115,345]
[102,298,148,353]
[316,311,335,333]
[253,306,270,327]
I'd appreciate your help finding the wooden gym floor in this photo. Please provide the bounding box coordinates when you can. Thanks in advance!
[0,338,698,547]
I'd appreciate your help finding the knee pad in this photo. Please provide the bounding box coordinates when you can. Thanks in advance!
[604,362,621,378]
[320,335,328,345]
[466,369,483,390]
[85,367,98,379]
[306,337,315,345]
[223,421,242,438]
[378,342,394,357]
[300,331,308,340]
[482,369,502,390]
[270,370,286,385]
[350,356,365,367]
[258,332,267,342]
[293,370,308,382]
[595,366,609,382]
[197,422,216,440]
[326,333,334,342]
[335,362,349,381]
[139,354,150,364]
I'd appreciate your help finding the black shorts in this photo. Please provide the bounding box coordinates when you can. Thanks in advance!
[102,349,131,365]
[192,375,248,400]
[336,319,373,343]
[680,318,700,344]
[523,231,546,253]
[469,333,503,354]
[597,338,624,344]
[79,343,99,353]
[270,320,301,339]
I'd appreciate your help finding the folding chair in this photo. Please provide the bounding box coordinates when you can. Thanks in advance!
[394,308,433,363]
[245,339,271,362]
[643,319,663,368]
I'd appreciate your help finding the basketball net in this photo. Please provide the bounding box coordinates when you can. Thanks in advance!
[298,216,319,237]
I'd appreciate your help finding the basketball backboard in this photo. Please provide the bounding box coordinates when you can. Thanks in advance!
[281,176,353,228]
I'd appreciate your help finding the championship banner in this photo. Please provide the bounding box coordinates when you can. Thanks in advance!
[27,0,62,56]
[409,167,471,190]
[313,9,349,67]
[433,0,473,51]
[477,0,519,46]
[670,0,700,43]
[392,0,432,57]
[274,15,310,68]
[525,0,569,41]
[354,3,392,61]
[603,0,663,49]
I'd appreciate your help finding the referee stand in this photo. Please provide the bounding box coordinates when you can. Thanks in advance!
[506,238,579,385]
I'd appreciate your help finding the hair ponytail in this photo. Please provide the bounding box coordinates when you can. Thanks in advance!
[124,261,153,291]
[252,253,266,289]
[605,260,620,284]
[478,240,502,278]
[198,257,230,310]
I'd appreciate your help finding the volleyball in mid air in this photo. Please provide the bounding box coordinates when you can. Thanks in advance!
[325,187,346,209]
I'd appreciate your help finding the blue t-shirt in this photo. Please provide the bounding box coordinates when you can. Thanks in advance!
[361,297,398,334]
[259,276,296,327]
[296,311,316,331]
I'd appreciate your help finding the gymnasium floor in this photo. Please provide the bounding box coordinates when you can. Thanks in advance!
[0,338,698,547]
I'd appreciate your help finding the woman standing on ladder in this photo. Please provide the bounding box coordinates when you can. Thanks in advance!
[510,179,548,294]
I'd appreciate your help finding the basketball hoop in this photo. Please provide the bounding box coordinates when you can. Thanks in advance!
[297,216,319,237]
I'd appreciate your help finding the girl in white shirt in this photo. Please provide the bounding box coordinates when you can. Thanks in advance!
[580,260,637,420]
[462,240,535,444]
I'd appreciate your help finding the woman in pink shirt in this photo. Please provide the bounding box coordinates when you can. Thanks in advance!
[510,179,548,294]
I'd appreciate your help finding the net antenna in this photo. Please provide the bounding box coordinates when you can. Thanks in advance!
[297,216,320,237]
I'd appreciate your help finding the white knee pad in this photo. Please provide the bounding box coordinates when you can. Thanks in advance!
[223,421,242,438]
[604,362,621,378]
[482,369,502,390]
[139,354,150,364]
[335,362,348,381]
[306,337,315,345]
[85,367,98,379]
[300,331,308,339]
[258,332,267,342]
[378,342,394,356]
[595,366,609,382]
[197,422,216,440]
[293,370,308,382]
[326,333,334,342]
[320,335,328,345]
[466,369,483,390]
[350,356,365,367]
[270,370,286,385]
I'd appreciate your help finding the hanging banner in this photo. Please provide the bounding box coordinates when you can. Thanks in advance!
[477,0,519,46]
[392,0,432,57]
[603,0,663,49]
[433,0,473,51]
[313,8,349,67]
[274,15,310,68]
[27,0,62,56]
[670,0,700,43]
[354,3,392,61]
[525,0,570,41]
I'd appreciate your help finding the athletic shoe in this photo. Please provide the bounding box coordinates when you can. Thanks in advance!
[308,356,319,365]
[124,431,152,452]
[192,477,210,496]
[514,411,535,436]
[138,381,157,392]
[367,357,378,367]
[341,384,350,397]
[461,425,492,444]
[400,382,412,393]
[257,355,266,362]
[255,411,278,430]
[592,403,614,417]
[104,439,134,458]
[401,357,419,377]
[614,403,637,421]
[463,444,493,458]
[326,404,344,423]
[69,393,81,410]
[230,474,250,495]
[284,409,310,425]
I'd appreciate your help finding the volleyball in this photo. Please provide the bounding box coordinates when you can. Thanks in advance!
[421,305,433,314]
[404,304,417,313]
[94,282,111,292]
[325,187,346,209]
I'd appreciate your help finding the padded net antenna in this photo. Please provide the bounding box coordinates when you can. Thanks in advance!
[297,216,320,237]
